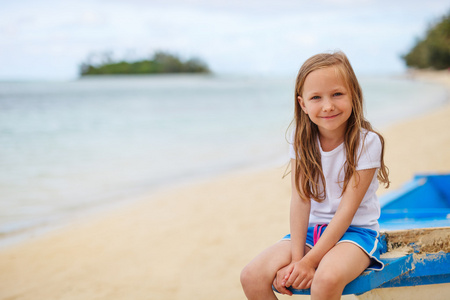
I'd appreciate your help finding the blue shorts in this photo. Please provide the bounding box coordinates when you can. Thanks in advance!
[282,226,384,271]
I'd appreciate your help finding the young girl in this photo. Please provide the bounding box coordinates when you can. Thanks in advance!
[240,51,390,300]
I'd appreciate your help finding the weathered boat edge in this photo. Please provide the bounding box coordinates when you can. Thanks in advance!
[280,227,450,296]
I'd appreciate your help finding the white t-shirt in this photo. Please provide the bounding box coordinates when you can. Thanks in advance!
[289,129,381,231]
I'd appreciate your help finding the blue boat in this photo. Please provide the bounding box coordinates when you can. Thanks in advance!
[379,173,450,230]
[275,173,450,298]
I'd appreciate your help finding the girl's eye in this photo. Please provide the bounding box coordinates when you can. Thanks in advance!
[311,96,320,100]
[333,92,343,97]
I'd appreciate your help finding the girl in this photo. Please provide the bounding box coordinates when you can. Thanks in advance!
[240,51,390,300]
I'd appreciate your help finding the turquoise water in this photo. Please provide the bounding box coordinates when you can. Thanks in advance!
[0,74,447,244]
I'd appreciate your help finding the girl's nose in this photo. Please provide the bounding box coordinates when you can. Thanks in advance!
[322,98,335,111]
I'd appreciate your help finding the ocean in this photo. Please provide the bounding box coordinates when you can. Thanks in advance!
[0,73,447,246]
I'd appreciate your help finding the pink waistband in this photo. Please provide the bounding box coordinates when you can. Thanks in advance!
[313,224,328,245]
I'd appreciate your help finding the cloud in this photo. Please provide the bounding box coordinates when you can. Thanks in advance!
[0,0,448,79]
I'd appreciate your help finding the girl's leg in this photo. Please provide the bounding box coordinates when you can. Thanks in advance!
[240,240,291,300]
[310,242,371,300]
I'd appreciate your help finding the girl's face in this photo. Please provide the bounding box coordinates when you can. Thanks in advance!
[298,66,352,139]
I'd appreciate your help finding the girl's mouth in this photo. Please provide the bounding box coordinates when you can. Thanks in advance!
[321,113,341,120]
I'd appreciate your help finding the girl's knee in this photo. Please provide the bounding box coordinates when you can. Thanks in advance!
[241,241,291,298]
[241,241,291,288]
[240,263,274,298]
[240,263,261,289]
[240,264,253,287]
[310,270,345,297]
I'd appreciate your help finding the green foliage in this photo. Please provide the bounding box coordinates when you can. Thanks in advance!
[80,51,211,76]
[402,13,450,70]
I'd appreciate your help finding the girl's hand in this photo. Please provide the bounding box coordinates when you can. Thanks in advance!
[284,258,316,290]
[272,263,294,296]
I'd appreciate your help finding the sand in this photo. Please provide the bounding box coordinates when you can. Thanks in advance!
[0,70,449,300]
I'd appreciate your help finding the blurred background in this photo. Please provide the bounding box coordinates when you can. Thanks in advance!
[0,0,449,246]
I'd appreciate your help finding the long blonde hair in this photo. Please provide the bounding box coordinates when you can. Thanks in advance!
[291,51,389,202]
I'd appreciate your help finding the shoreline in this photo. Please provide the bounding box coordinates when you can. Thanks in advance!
[0,149,290,250]
[406,69,450,91]
[1,70,450,300]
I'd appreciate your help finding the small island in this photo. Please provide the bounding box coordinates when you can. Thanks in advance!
[80,51,211,76]
[402,12,449,70]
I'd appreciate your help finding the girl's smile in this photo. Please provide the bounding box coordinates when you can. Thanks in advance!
[320,113,342,120]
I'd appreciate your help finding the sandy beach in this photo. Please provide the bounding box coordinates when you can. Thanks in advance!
[1,70,449,300]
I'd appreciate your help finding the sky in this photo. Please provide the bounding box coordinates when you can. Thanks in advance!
[0,0,448,80]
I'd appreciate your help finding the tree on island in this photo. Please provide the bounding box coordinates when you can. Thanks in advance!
[402,12,450,70]
[80,51,211,76]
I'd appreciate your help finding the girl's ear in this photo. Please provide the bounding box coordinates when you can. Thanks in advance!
[298,96,308,114]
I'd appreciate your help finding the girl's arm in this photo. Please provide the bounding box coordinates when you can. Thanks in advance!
[284,168,377,289]
[289,159,311,262]
[273,159,310,295]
